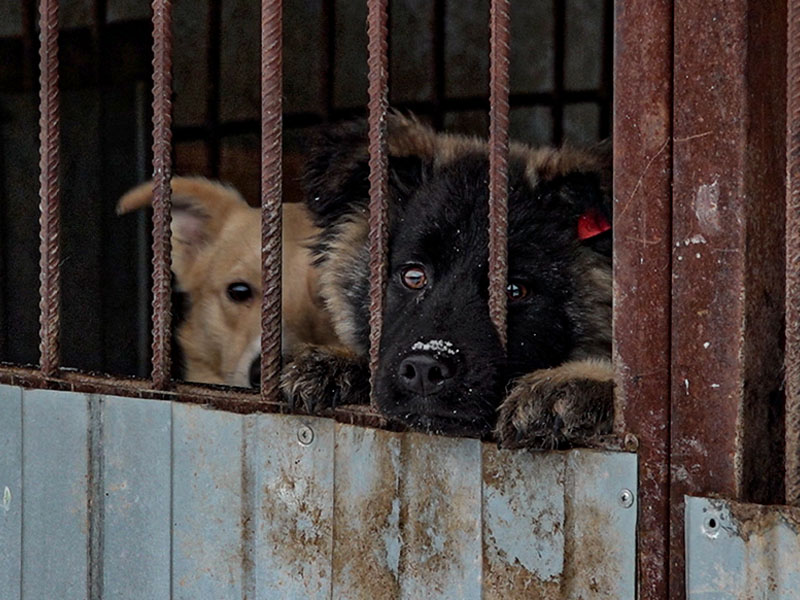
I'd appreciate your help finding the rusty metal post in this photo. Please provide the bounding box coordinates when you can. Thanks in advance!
[487,0,510,348]
[260,0,283,402]
[612,2,673,598]
[365,0,389,403]
[37,0,62,378]
[671,0,786,596]
[786,0,800,508]
[150,0,174,389]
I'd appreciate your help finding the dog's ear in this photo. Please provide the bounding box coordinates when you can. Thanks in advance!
[117,176,250,283]
[529,145,613,255]
[303,114,436,228]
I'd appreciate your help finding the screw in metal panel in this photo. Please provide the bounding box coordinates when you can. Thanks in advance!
[297,424,314,446]
[618,488,635,508]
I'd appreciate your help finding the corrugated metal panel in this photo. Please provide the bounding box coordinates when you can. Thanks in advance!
[685,496,800,598]
[0,384,637,598]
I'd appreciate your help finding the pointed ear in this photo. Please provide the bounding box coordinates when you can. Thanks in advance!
[303,113,435,228]
[117,176,249,283]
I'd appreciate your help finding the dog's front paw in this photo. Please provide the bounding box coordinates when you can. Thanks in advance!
[496,359,614,450]
[281,345,370,413]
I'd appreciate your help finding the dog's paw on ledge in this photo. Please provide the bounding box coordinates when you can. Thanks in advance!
[281,345,370,413]
[495,358,615,450]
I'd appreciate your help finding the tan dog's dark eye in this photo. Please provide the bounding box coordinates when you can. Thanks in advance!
[401,265,427,290]
[506,282,528,301]
[227,282,253,303]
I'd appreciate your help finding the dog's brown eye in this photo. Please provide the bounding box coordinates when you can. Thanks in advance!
[227,282,253,303]
[506,282,528,302]
[401,265,427,290]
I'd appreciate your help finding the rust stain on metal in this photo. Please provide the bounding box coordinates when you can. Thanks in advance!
[671,0,786,597]
[487,0,510,348]
[786,0,800,508]
[612,1,672,599]
[260,0,283,403]
[37,0,62,378]
[721,497,800,540]
[365,0,390,405]
[149,0,174,390]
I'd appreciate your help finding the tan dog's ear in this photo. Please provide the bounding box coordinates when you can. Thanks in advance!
[117,176,249,284]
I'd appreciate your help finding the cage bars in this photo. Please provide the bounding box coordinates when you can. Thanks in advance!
[260,0,283,402]
[149,0,174,390]
[37,0,62,378]
[786,0,800,508]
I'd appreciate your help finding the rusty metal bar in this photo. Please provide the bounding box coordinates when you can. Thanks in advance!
[260,0,283,402]
[612,1,672,598]
[149,0,174,389]
[365,0,389,403]
[487,0,510,348]
[786,0,800,508]
[671,0,786,596]
[37,0,62,378]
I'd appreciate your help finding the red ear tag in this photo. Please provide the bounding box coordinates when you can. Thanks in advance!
[577,209,611,241]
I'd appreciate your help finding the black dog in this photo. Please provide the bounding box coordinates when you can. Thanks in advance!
[282,114,613,449]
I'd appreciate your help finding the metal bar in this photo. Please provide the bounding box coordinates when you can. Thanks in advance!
[786,0,800,508]
[365,0,389,404]
[612,1,673,598]
[671,0,786,596]
[37,0,62,378]
[487,0,510,348]
[431,0,445,130]
[551,0,565,145]
[149,0,174,389]
[260,0,283,402]
[206,0,222,178]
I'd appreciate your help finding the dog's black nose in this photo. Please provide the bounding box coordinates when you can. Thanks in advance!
[397,353,453,396]
[249,357,260,388]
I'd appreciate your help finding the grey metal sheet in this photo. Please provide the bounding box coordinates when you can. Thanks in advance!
[255,414,335,599]
[331,424,404,598]
[21,389,89,600]
[398,432,483,599]
[171,402,247,599]
[563,450,637,600]
[0,384,22,599]
[481,448,567,598]
[102,395,172,599]
[686,495,800,599]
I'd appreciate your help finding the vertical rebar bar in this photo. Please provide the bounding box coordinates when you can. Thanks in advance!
[260,0,283,402]
[786,0,800,507]
[488,0,510,349]
[150,0,174,389]
[37,0,62,377]
[366,0,390,403]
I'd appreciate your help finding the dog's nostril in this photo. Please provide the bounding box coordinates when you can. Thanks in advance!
[248,357,260,388]
[397,353,454,396]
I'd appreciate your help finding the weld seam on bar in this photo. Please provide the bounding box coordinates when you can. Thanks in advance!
[488,0,511,349]
[149,0,174,389]
[366,0,390,403]
[37,0,62,377]
[260,0,283,402]
[786,0,800,507]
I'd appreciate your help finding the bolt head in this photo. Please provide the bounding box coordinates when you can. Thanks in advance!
[618,488,635,508]
[297,424,314,446]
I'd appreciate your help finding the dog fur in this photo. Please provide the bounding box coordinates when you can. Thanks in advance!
[282,114,614,448]
[118,176,338,387]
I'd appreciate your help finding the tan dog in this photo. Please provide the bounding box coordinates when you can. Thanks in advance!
[118,177,338,387]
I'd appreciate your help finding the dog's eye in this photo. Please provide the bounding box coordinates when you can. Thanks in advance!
[506,282,529,302]
[401,265,428,290]
[227,282,254,303]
